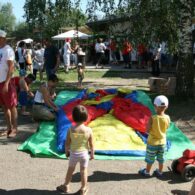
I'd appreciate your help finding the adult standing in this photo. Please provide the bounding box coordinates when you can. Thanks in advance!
[63,38,73,73]
[95,38,106,69]
[122,39,132,69]
[110,38,118,65]
[71,41,79,66]
[152,39,161,77]
[0,30,18,138]
[33,43,44,81]
[17,41,26,70]
[44,38,60,78]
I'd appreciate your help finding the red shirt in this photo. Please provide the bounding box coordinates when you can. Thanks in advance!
[122,41,132,55]
[110,41,116,51]
[138,44,146,55]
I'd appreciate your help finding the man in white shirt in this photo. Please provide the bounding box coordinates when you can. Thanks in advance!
[63,38,73,73]
[95,38,106,68]
[0,30,18,138]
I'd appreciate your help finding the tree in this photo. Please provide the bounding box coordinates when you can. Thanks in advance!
[0,3,16,33]
[176,0,194,97]
[11,22,33,41]
[24,0,86,38]
[24,0,46,29]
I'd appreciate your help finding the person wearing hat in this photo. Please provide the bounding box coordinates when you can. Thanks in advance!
[139,95,170,177]
[0,30,18,138]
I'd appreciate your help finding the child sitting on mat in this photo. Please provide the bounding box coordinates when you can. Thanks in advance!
[57,105,94,195]
[18,70,35,115]
[139,95,170,177]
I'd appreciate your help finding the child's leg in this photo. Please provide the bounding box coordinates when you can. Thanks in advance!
[146,163,153,173]
[157,145,165,173]
[56,166,75,193]
[64,166,75,186]
[144,144,156,173]
[80,166,88,190]
[158,163,163,172]
[19,91,30,115]
[79,151,89,191]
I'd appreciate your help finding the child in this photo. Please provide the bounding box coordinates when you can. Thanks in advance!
[18,70,35,115]
[139,95,170,177]
[77,63,84,89]
[57,105,94,195]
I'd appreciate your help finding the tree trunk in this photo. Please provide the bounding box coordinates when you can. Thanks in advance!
[176,0,194,97]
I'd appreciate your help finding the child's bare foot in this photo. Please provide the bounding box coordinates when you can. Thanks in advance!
[56,184,70,193]
[0,129,11,137]
[7,129,17,138]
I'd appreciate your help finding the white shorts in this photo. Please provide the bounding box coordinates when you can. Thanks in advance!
[69,151,89,168]
[63,53,70,67]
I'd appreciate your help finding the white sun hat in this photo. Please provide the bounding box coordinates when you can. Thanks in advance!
[154,95,169,107]
[0,30,6,38]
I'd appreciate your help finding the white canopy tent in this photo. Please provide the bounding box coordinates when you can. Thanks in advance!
[52,30,91,40]
[22,38,33,43]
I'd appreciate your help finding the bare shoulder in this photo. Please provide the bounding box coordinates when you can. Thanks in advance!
[81,125,92,135]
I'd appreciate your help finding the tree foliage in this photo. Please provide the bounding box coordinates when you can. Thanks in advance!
[0,3,16,33]
[87,0,194,53]
[24,0,87,39]
[11,22,33,41]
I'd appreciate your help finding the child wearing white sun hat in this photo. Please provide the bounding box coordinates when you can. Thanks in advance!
[139,95,170,177]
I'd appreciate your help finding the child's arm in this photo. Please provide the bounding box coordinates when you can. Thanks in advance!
[146,117,152,133]
[65,129,71,158]
[88,129,94,160]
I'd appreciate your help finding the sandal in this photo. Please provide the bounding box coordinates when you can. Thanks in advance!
[153,169,163,177]
[56,184,70,194]
[138,168,150,177]
[78,187,88,195]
